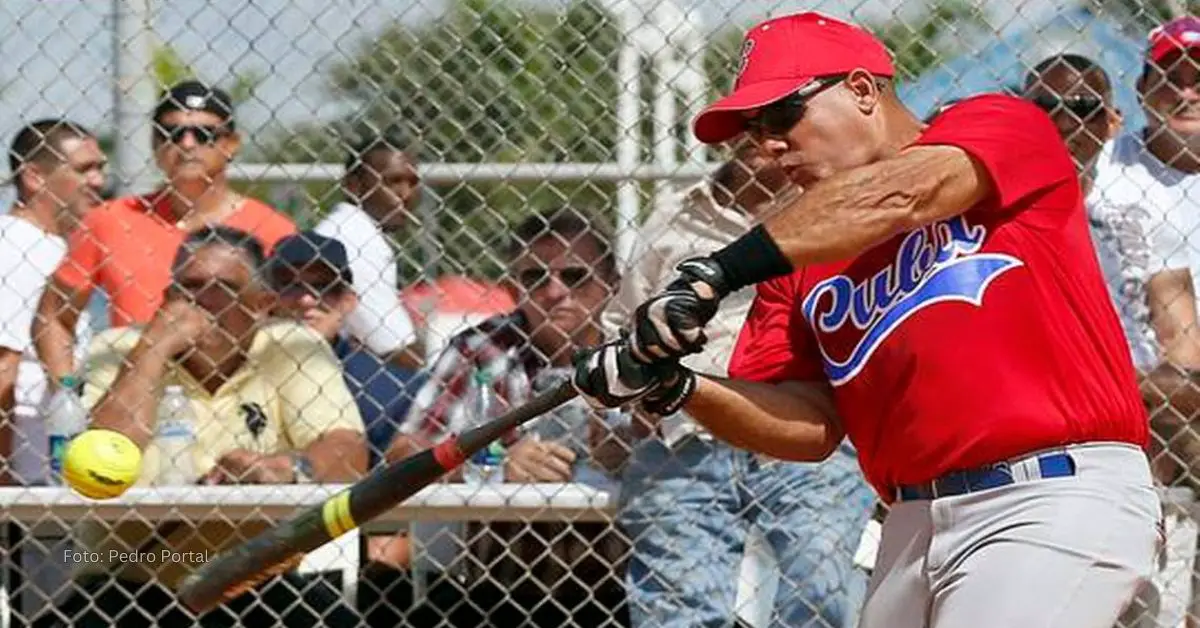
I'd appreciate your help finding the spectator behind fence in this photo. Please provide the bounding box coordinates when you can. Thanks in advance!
[267,231,423,467]
[1021,55,1146,362]
[600,139,874,628]
[267,230,424,573]
[0,119,105,486]
[1020,53,1164,628]
[1078,22,1200,628]
[312,129,421,367]
[37,227,365,628]
[1022,54,1123,197]
[1086,19,1200,483]
[366,209,628,628]
[33,80,296,392]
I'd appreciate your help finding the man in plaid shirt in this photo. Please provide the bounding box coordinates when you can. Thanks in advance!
[369,208,629,628]
[398,311,538,448]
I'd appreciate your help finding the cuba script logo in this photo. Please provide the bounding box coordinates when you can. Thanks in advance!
[801,216,1023,386]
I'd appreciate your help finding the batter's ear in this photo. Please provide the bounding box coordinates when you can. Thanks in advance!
[845,69,882,114]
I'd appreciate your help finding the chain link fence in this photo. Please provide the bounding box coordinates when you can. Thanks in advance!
[0,0,1198,626]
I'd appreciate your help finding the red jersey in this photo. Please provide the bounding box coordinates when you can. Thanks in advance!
[727,94,1147,498]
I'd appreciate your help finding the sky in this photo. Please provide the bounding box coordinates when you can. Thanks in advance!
[0,0,1065,137]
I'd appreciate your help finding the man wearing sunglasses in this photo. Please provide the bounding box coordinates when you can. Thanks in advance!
[34,80,296,398]
[571,11,1158,628]
[376,209,628,627]
[1023,54,1122,197]
[599,138,873,628]
[266,231,422,469]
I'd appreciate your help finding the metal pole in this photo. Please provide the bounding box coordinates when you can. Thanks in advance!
[652,50,679,218]
[225,162,720,184]
[112,0,158,195]
[613,0,642,271]
[678,8,708,163]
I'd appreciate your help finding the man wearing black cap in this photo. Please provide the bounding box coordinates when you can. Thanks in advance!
[267,230,425,580]
[34,80,296,395]
[267,231,422,468]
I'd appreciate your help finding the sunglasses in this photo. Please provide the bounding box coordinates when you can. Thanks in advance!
[516,266,592,291]
[743,75,847,137]
[154,124,232,145]
[1029,94,1106,121]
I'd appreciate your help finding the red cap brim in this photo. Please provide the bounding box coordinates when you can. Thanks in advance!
[692,78,815,144]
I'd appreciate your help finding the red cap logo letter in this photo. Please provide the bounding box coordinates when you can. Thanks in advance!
[736,38,755,77]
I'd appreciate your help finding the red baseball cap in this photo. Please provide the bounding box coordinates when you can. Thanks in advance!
[692,12,894,145]
[1147,16,1200,64]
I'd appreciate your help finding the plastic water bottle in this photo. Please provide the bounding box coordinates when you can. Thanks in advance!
[462,368,505,486]
[46,376,88,485]
[153,385,196,486]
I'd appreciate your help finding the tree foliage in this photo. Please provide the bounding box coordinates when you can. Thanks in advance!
[151,44,262,102]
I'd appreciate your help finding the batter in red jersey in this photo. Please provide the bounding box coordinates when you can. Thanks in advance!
[570,11,1160,628]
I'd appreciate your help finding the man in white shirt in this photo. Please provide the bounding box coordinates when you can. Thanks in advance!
[1082,20,1200,627]
[0,119,105,485]
[313,130,420,366]
[601,141,874,628]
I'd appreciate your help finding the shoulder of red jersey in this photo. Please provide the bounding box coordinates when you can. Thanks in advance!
[915,91,1077,217]
[925,92,1053,126]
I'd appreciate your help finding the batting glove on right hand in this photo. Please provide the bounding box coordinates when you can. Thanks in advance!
[572,339,674,410]
[630,257,731,364]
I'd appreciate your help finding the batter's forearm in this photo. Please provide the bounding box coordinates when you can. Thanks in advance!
[684,377,843,461]
[90,342,173,449]
[710,147,989,293]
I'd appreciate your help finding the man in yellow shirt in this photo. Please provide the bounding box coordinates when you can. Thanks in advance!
[41,226,366,628]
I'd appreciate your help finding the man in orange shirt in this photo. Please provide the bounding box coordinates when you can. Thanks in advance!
[34,80,295,386]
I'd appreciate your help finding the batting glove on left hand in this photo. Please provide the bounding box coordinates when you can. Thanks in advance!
[572,339,675,409]
[638,367,697,418]
[630,257,730,364]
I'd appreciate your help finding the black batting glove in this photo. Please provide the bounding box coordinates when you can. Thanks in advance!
[630,257,731,364]
[638,365,697,418]
[572,339,674,409]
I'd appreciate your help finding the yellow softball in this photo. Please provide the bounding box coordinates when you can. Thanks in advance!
[63,429,143,500]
